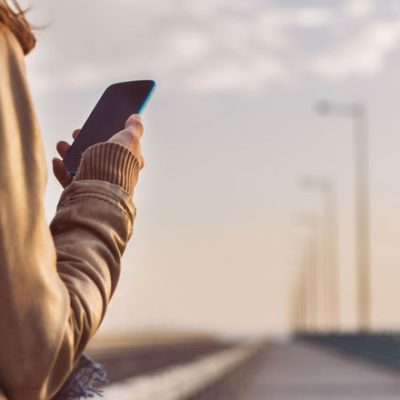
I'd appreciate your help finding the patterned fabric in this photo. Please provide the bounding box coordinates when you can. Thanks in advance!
[53,355,108,400]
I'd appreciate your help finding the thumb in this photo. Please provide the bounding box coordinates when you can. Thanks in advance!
[125,114,143,137]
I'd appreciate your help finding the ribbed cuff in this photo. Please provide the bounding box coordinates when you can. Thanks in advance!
[74,143,140,196]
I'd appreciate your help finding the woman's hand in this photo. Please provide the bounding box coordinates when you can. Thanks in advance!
[108,114,145,169]
[52,129,80,188]
[52,114,144,188]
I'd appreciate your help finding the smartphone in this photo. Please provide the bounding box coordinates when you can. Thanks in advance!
[64,80,156,175]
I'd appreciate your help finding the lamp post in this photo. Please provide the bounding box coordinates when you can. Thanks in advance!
[295,213,320,331]
[316,101,371,331]
[299,176,340,331]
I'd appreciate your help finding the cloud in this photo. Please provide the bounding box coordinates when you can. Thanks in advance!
[294,8,334,28]
[310,20,400,79]
[28,0,299,94]
[27,0,400,95]
[184,57,288,94]
[344,0,375,18]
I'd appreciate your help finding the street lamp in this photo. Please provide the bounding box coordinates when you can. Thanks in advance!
[298,176,340,331]
[315,100,371,331]
[294,213,320,332]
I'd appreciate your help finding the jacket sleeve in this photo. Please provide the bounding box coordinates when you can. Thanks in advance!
[0,26,140,399]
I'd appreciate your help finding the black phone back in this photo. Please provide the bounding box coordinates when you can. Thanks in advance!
[64,80,155,174]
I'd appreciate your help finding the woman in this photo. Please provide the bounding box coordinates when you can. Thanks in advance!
[0,1,145,399]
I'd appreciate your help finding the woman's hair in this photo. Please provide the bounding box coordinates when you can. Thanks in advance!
[0,0,35,54]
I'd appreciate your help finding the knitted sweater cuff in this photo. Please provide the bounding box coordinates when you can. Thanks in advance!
[74,143,139,196]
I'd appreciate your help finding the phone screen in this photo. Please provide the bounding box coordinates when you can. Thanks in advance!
[64,80,155,175]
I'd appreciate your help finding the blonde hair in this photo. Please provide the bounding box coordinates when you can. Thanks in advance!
[0,0,35,54]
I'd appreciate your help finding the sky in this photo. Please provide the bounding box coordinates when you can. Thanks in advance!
[21,0,400,336]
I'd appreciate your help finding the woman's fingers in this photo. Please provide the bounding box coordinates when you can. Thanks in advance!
[56,129,81,159]
[53,129,80,188]
[52,158,72,188]
[57,129,80,159]
[72,129,80,140]
[56,141,70,159]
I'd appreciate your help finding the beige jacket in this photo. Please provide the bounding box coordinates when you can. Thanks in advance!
[0,25,140,399]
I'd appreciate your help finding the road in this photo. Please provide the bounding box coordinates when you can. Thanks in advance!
[89,339,233,384]
[242,341,400,399]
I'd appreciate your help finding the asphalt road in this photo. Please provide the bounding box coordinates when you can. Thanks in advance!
[89,339,233,384]
[242,341,400,400]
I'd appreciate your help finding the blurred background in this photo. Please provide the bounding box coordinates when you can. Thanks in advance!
[20,0,400,398]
